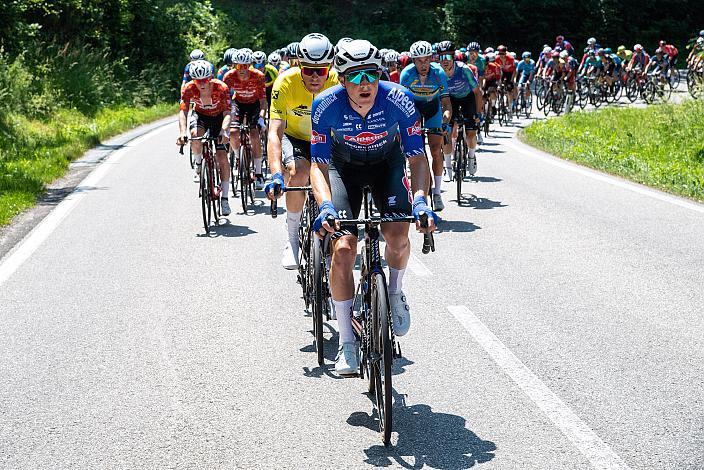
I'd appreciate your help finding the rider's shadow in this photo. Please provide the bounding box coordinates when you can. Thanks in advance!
[349,390,497,469]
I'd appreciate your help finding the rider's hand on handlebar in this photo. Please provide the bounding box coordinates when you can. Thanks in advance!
[313,201,338,237]
[265,172,285,201]
[176,134,189,146]
[412,195,438,234]
[218,129,229,145]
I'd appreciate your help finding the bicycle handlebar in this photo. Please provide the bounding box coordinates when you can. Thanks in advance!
[324,213,435,254]
[269,185,312,218]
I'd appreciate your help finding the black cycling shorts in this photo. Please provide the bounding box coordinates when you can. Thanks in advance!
[329,152,413,238]
[501,71,515,91]
[450,93,479,130]
[282,134,311,166]
[232,100,261,125]
[190,111,227,151]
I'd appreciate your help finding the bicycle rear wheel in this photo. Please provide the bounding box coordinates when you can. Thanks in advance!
[369,272,393,446]
[244,144,255,206]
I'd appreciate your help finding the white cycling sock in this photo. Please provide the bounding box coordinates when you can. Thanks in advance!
[286,210,301,246]
[254,156,263,175]
[443,153,452,170]
[221,181,230,198]
[333,299,355,344]
[434,175,442,195]
[468,148,476,159]
[193,153,203,165]
[388,267,406,295]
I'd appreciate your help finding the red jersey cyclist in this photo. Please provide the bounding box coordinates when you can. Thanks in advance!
[177,60,233,215]
[223,50,269,189]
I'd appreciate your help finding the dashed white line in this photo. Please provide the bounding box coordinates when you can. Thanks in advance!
[0,125,174,288]
[504,138,704,214]
[407,253,432,277]
[448,305,632,470]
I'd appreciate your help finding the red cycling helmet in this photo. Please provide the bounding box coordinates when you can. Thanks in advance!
[497,45,507,53]
[454,50,465,61]
[398,52,411,68]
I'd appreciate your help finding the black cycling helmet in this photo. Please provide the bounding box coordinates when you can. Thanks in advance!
[467,42,481,52]
[436,40,454,54]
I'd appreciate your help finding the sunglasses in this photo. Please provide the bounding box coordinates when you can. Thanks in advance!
[345,68,380,85]
[300,65,330,77]
[439,54,454,61]
[235,63,250,70]
[195,78,211,84]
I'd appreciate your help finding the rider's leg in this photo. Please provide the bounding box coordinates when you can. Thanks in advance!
[428,133,444,195]
[250,127,263,175]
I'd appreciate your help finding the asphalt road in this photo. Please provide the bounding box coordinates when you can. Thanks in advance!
[1,104,703,469]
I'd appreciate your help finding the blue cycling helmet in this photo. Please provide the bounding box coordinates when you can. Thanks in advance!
[522,51,531,59]
[459,47,467,53]
[603,47,613,54]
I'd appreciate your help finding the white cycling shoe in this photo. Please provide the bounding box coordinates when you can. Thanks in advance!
[389,291,411,337]
[220,198,231,216]
[444,167,453,182]
[281,241,299,270]
[335,342,359,376]
[468,156,477,176]
[193,163,202,183]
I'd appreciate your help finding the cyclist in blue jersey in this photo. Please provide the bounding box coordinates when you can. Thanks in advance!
[182,49,207,90]
[309,40,437,376]
[217,48,237,81]
[517,51,535,107]
[437,41,483,179]
[400,40,452,211]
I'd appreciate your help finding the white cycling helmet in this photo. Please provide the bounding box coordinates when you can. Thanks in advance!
[335,39,382,73]
[559,50,569,59]
[252,51,266,64]
[297,33,335,65]
[409,40,433,58]
[486,52,496,62]
[634,44,643,52]
[587,37,597,45]
[697,37,704,46]
[268,51,281,66]
[189,60,213,79]
[287,42,300,58]
[484,47,495,54]
[542,46,552,54]
[234,49,253,64]
[384,50,399,64]
[190,49,205,61]
[223,48,237,64]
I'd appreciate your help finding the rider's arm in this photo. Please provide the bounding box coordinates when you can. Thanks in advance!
[266,119,286,176]
[177,90,190,143]
[310,162,332,207]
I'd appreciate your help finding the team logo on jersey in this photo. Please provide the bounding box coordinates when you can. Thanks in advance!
[271,90,279,100]
[292,104,310,117]
[344,131,388,146]
[406,120,421,137]
[311,130,326,145]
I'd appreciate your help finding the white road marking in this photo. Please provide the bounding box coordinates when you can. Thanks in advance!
[503,138,704,214]
[408,253,432,277]
[448,305,632,470]
[0,125,174,288]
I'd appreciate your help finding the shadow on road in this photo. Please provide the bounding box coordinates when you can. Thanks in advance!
[467,176,502,183]
[349,390,497,469]
[460,195,507,210]
[436,219,481,233]
[476,148,506,154]
[198,221,257,238]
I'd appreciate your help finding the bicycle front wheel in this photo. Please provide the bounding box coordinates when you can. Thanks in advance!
[369,272,393,446]
[200,165,211,234]
[312,236,326,367]
[454,139,464,203]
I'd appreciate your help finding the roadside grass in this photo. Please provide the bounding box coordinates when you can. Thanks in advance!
[520,99,704,202]
[0,103,176,227]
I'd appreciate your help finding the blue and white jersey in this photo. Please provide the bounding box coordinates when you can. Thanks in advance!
[399,62,450,103]
[516,59,536,79]
[310,81,425,165]
[445,61,479,99]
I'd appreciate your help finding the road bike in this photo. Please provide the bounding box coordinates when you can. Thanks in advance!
[180,130,221,234]
[643,71,672,104]
[232,121,256,213]
[451,112,471,204]
[319,186,434,445]
[271,186,330,366]
[517,81,532,118]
